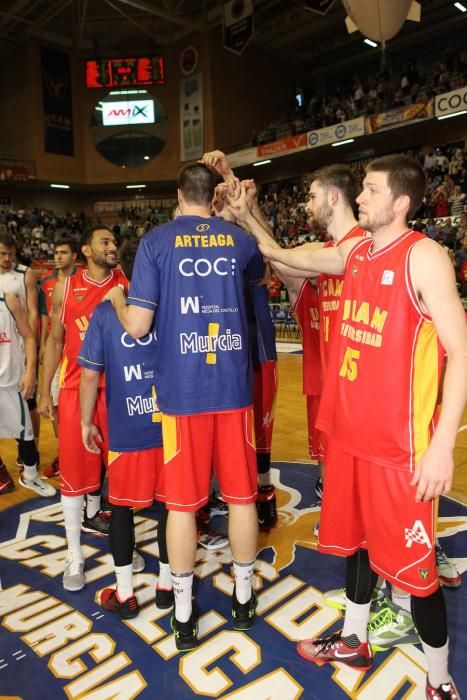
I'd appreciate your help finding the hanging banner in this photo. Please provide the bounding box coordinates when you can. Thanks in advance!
[304,0,336,15]
[365,100,433,133]
[257,133,307,159]
[180,72,203,162]
[223,0,254,55]
[307,116,365,149]
[434,86,467,117]
[41,47,74,156]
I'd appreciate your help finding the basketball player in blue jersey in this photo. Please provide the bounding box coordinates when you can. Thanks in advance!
[105,163,266,651]
[78,238,172,619]
[203,154,279,529]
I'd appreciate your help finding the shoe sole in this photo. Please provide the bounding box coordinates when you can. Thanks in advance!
[175,642,198,652]
[439,578,461,588]
[232,620,255,631]
[18,476,56,498]
[296,645,373,671]
[322,599,346,611]
[63,581,85,592]
[81,525,108,536]
[102,604,139,620]
[198,540,228,550]
[370,635,421,652]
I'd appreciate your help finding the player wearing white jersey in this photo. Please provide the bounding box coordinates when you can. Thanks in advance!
[0,232,40,458]
[0,291,55,498]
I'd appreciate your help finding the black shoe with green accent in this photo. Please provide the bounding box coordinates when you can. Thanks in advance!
[171,607,198,651]
[232,587,257,631]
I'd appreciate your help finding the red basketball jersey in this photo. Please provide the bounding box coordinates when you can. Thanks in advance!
[59,267,128,389]
[317,230,442,472]
[318,226,366,374]
[291,279,321,396]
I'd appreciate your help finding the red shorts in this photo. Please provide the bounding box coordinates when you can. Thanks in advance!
[161,408,257,512]
[306,394,324,460]
[58,388,109,496]
[107,447,165,507]
[318,440,438,596]
[253,360,278,453]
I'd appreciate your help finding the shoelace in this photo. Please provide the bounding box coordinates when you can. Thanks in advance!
[314,632,342,653]
[435,544,448,567]
[368,606,397,631]
[127,597,138,610]
[67,555,83,576]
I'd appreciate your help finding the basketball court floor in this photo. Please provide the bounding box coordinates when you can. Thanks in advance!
[0,350,465,698]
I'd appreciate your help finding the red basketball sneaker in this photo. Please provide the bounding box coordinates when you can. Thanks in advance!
[425,678,460,700]
[297,631,373,671]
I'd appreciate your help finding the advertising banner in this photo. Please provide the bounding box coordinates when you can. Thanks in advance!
[257,133,307,158]
[102,100,155,126]
[366,100,433,133]
[434,86,467,117]
[307,116,365,149]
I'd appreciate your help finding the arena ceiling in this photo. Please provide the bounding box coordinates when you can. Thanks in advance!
[0,0,464,72]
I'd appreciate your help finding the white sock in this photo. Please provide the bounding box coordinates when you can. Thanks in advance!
[115,564,133,601]
[86,494,101,519]
[23,464,38,481]
[422,639,450,688]
[392,590,411,613]
[157,562,172,590]
[258,472,271,488]
[342,598,371,643]
[171,571,193,622]
[375,576,385,590]
[62,495,84,557]
[233,559,255,604]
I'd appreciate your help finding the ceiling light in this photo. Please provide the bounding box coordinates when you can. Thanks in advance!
[454,2,466,12]
[331,138,355,147]
[364,38,378,48]
[253,159,272,167]
[437,110,467,120]
[143,155,150,160]
[50,184,70,189]
[126,184,146,189]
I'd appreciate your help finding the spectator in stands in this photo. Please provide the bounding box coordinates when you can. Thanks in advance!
[449,185,466,218]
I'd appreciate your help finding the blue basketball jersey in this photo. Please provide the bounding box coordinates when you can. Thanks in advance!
[248,283,277,364]
[78,301,162,452]
[128,215,265,415]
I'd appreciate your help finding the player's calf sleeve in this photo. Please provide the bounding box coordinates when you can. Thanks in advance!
[157,503,169,565]
[110,506,134,567]
[345,549,379,605]
[17,439,38,467]
[411,587,448,648]
[257,453,271,474]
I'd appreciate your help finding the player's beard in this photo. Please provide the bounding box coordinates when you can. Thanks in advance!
[309,202,333,230]
[358,205,395,233]
[91,252,118,269]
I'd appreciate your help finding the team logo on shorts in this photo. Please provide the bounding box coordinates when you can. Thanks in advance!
[196,223,210,232]
[404,519,432,549]
[418,567,430,580]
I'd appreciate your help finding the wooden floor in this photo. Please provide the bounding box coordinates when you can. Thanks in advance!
[0,350,466,509]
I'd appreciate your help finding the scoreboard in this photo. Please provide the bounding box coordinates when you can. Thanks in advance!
[86,56,165,88]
